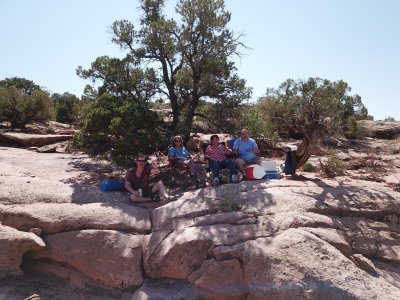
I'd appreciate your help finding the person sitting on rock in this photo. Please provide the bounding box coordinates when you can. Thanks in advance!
[205,134,238,185]
[233,129,262,179]
[168,135,200,188]
[125,154,170,203]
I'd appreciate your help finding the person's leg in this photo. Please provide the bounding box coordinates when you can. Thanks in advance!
[248,156,262,165]
[185,159,200,187]
[235,158,246,174]
[188,159,199,179]
[209,160,221,179]
[152,181,170,201]
[129,191,152,202]
[184,159,195,176]
[221,158,236,177]
[209,159,221,185]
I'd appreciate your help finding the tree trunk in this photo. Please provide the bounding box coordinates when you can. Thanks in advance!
[292,127,321,172]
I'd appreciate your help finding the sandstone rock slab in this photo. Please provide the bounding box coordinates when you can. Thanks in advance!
[212,228,400,299]
[0,132,73,147]
[144,224,258,280]
[29,230,144,289]
[0,224,45,279]
[0,202,151,234]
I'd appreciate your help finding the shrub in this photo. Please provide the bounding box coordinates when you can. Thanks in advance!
[319,149,345,177]
[52,92,80,124]
[46,125,56,134]
[204,187,242,212]
[0,86,55,129]
[72,93,167,167]
[345,116,358,139]
[387,138,400,155]
[302,162,315,172]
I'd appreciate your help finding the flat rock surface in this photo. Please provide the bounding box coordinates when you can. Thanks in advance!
[0,132,73,147]
[0,202,151,234]
[1,145,400,299]
[0,147,128,205]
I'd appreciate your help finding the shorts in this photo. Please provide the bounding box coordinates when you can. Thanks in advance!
[244,157,261,165]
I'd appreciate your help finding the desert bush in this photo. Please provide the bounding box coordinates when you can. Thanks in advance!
[386,138,400,155]
[384,116,396,122]
[204,187,242,212]
[302,162,315,172]
[72,93,167,167]
[319,149,345,177]
[0,86,55,129]
[345,116,358,139]
[46,125,56,134]
[52,92,80,124]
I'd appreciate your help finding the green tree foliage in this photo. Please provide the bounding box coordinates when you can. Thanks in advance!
[79,0,251,139]
[0,77,41,95]
[73,93,166,167]
[236,105,278,150]
[52,92,80,124]
[0,78,55,129]
[75,55,166,165]
[258,77,369,171]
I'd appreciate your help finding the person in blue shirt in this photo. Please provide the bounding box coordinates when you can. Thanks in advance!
[233,129,261,178]
[168,135,200,188]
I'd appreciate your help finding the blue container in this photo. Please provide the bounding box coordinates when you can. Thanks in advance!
[262,170,282,180]
[100,180,125,191]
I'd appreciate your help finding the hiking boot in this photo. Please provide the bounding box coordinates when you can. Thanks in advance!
[213,177,220,186]
[195,179,200,189]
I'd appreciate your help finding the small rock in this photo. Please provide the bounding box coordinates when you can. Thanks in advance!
[352,254,377,274]
[29,228,42,236]
[386,214,399,224]
[24,294,41,300]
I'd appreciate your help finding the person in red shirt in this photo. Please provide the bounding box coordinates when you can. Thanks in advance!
[205,135,238,185]
[125,154,170,202]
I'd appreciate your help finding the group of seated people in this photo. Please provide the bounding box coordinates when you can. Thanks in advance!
[125,129,263,203]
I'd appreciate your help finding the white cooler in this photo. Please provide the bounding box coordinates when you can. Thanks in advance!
[261,160,276,172]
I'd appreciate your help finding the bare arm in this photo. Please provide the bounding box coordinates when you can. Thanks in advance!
[125,181,137,195]
[252,147,260,154]
[224,147,232,155]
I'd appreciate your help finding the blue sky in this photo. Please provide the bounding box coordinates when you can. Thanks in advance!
[0,0,399,120]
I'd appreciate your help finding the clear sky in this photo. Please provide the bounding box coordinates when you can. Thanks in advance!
[0,0,399,120]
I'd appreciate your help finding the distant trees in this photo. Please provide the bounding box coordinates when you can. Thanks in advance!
[257,77,370,171]
[0,77,41,95]
[52,92,80,124]
[0,77,55,129]
[384,116,396,122]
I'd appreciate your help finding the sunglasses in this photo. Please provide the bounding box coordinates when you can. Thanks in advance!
[174,140,182,143]
[137,159,146,162]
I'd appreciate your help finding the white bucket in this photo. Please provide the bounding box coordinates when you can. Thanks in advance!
[261,160,276,172]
